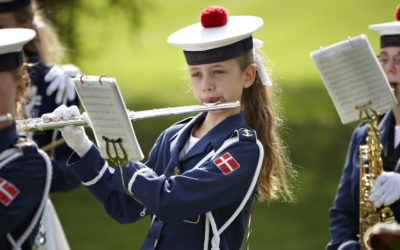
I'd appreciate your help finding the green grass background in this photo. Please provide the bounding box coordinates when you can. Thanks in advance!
[49,0,398,249]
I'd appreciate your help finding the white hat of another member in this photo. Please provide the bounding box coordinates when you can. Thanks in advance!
[0,28,35,72]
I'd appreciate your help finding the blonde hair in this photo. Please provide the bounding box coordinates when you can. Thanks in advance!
[238,50,296,202]
[12,0,65,65]
[9,64,31,120]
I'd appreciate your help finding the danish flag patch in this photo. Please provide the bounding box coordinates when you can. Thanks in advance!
[0,177,20,206]
[213,153,240,175]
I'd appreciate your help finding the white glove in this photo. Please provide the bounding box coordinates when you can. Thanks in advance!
[41,105,93,157]
[369,172,400,207]
[45,64,80,105]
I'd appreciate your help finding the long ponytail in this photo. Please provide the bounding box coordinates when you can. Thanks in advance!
[239,50,296,202]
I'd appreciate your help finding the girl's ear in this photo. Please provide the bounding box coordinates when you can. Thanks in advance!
[243,64,257,88]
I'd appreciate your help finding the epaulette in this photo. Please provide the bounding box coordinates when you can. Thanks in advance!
[15,137,38,155]
[0,137,31,164]
[236,128,257,143]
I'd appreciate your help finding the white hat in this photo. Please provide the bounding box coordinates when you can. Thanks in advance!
[167,6,263,65]
[369,5,400,48]
[0,28,36,72]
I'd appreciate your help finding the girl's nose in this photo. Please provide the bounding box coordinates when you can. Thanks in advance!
[202,75,215,92]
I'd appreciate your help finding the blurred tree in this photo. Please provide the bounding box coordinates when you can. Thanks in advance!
[36,0,148,62]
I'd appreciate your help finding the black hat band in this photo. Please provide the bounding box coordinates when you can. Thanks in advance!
[0,52,23,72]
[381,35,400,48]
[183,36,253,65]
[0,0,31,13]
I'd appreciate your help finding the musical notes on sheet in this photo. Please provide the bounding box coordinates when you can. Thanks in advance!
[73,75,144,161]
[311,35,397,124]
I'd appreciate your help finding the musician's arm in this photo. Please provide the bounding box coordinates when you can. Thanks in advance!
[66,130,166,224]
[49,156,81,192]
[68,145,147,224]
[327,130,364,250]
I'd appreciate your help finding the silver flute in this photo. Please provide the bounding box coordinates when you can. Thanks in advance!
[16,101,240,132]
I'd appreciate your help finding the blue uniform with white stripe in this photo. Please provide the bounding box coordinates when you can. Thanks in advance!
[69,112,262,249]
[0,123,51,250]
[327,111,400,250]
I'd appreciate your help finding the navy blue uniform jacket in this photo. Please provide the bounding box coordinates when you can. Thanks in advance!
[0,123,49,250]
[27,54,80,192]
[327,111,400,250]
[69,112,262,249]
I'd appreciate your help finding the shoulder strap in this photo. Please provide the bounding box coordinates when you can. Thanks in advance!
[7,149,53,249]
[0,148,21,168]
[204,131,264,250]
[242,191,258,250]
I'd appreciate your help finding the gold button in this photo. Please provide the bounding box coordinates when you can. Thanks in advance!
[16,137,25,144]
[174,167,180,175]
[154,239,158,247]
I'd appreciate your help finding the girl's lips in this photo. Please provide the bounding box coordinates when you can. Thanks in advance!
[203,97,220,104]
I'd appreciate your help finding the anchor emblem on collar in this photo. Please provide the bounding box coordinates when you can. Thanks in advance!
[242,129,252,137]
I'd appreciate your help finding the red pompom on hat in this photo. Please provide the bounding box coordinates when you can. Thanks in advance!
[201,6,228,28]
[396,4,400,21]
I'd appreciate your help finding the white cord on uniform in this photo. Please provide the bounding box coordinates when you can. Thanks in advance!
[7,149,53,249]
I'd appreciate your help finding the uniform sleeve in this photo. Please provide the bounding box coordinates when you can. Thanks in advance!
[68,146,145,224]
[119,140,260,222]
[327,130,362,250]
[50,157,81,192]
[68,131,167,224]
[0,154,47,236]
[34,131,81,193]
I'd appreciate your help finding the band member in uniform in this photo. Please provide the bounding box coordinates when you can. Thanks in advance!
[0,28,53,250]
[327,5,400,250]
[0,0,80,191]
[43,6,295,249]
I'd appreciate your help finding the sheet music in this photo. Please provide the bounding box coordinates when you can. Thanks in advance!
[73,75,144,162]
[311,35,397,124]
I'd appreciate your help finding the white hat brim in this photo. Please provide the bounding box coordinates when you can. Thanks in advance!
[369,21,400,36]
[0,28,36,54]
[167,16,263,51]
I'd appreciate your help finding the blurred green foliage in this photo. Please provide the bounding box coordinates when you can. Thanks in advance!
[47,0,398,249]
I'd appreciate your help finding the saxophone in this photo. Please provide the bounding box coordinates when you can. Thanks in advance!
[359,118,396,250]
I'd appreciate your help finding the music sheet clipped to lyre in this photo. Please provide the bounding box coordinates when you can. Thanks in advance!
[73,75,144,162]
[311,35,397,124]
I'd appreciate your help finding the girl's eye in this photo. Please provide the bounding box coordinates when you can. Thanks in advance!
[214,70,224,74]
[191,72,200,78]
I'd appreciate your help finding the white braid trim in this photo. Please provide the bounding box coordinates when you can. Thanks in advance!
[7,149,53,249]
[202,135,264,250]
[253,38,272,86]
[0,152,23,170]
[81,161,109,186]
[338,240,359,250]
[206,139,264,250]
[208,212,220,250]
[194,150,215,170]
[210,138,239,160]
[204,214,210,250]
[127,167,151,193]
